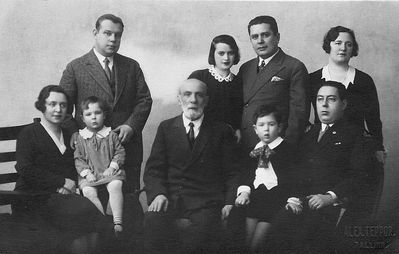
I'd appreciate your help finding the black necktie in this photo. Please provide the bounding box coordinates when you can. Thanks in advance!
[257,60,266,73]
[318,125,329,142]
[104,57,115,96]
[103,58,112,81]
[188,122,195,149]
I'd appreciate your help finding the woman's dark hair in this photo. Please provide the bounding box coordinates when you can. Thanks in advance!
[322,26,359,57]
[252,104,282,125]
[208,34,240,65]
[80,96,110,117]
[35,85,69,113]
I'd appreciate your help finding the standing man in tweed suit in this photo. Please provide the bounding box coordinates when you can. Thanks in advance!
[239,15,310,153]
[60,14,152,192]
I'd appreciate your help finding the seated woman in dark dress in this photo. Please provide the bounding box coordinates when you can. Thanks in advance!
[14,85,106,253]
[309,26,386,218]
[188,34,243,142]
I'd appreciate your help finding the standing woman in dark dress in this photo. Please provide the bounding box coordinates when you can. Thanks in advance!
[14,85,105,253]
[189,34,243,142]
[309,26,386,216]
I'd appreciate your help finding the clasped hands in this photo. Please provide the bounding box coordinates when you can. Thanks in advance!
[285,194,335,215]
[148,194,233,220]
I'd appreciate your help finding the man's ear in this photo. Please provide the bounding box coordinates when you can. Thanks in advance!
[252,124,257,133]
[93,28,98,36]
[177,94,182,106]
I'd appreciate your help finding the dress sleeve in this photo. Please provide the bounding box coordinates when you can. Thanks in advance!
[363,74,384,151]
[73,133,91,175]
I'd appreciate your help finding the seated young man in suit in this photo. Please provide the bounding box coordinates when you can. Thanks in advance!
[269,81,369,254]
[143,79,240,254]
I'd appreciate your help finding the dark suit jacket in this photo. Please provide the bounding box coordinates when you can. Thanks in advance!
[240,140,296,198]
[310,68,384,151]
[15,122,76,192]
[144,115,240,210]
[59,49,152,170]
[238,49,309,151]
[295,120,370,205]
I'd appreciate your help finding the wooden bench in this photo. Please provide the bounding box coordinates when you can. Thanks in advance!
[0,120,61,253]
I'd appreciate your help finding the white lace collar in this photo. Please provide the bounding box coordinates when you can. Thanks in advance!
[79,126,112,139]
[322,65,356,88]
[208,66,234,82]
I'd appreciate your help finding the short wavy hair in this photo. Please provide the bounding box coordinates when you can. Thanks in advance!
[322,26,358,57]
[35,85,69,113]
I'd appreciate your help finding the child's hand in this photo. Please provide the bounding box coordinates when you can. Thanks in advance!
[86,173,96,183]
[103,167,116,177]
[235,192,250,206]
[285,202,303,215]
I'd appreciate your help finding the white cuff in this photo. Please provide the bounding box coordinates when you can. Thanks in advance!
[237,185,251,196]
[110,161,119,170]
[327,191,338,201]
[80,169,91,177]
[287,197,302,206]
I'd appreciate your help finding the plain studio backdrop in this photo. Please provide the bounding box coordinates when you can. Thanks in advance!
[1,0,398,243]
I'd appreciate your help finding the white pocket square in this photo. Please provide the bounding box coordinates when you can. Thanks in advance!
[271,76,284,82]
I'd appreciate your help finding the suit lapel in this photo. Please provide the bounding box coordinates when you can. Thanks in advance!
[189,118,210,165]
[113,54,128,105]
[171,115,192,154]
[84,50,113,98]
[245,50,286,104]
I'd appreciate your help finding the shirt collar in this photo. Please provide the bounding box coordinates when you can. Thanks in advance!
[258,48,280,67]
[79,126,112,139]
[93,47,114,67]
[254,136,283,150]
[321,65,355,88]
[208,66,234,82]
[182,113,204,129]
[321,123,334,132]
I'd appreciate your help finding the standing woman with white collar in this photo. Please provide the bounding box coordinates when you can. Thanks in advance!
[188,34,243,142]
[309,26,386,221]
[310,26,386,164]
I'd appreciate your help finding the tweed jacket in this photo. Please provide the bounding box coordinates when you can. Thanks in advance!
[59,49,152,167]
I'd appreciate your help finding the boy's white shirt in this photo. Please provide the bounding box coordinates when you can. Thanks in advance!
[237,137,283,196]
[78,126,119,178]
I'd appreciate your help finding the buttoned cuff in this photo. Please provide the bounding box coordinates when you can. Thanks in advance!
[110,161,119,170]
[237,185,251,196]
[80,169,91,178]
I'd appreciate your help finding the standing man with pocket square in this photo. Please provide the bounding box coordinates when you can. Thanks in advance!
[59,14,152,193]
[238,15,310,153]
